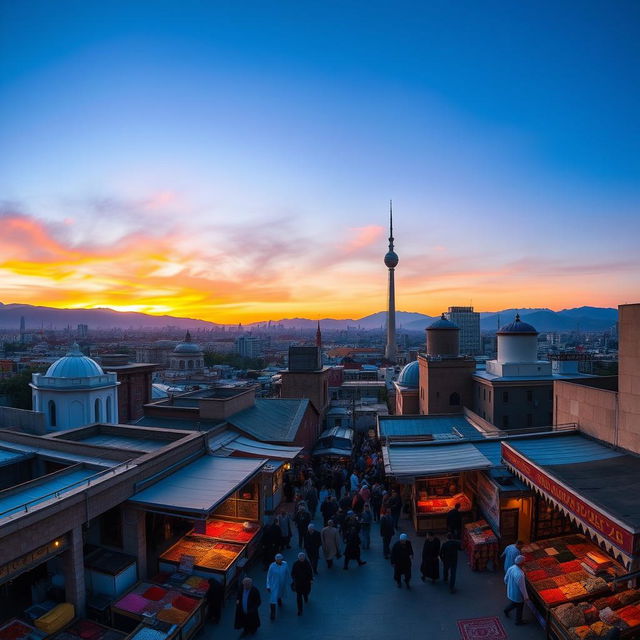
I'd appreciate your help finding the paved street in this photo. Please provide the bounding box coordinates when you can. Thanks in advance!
[205,513,545,640]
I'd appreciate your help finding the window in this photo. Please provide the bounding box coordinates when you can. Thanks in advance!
[527,390,533,402]
[526,413,533,427]
[94,398,102,422]
[502,415,509,428]
[488,391,492,402]
[449,392,460,406]
[48,400,57,427]
[483,389,486,401]
[106,396,112,423]
[502,391,509,404]
[188,360,193,369]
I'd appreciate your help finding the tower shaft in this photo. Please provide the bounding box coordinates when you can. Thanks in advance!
[385,268,397,360]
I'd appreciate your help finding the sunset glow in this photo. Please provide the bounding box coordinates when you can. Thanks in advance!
[1,3,638,323]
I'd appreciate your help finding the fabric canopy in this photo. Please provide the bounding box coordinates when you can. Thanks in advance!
[129,455,266,515]
[383,442,493,479]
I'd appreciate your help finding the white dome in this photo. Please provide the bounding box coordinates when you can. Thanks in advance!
[46,343,104,378]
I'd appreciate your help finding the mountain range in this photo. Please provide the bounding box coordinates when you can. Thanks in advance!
[0,302,619,333]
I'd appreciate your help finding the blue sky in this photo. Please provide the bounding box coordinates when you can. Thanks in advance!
[0,1,638,321]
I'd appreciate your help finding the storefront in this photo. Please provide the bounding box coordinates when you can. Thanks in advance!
[501,435,640,638]
[128,455,266,593]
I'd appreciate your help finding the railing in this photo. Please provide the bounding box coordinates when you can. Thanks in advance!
[0,459,135,521]
[480,422,578,439]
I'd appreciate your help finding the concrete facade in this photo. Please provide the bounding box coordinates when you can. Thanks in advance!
[418,356,475,415]
[280,368,330,417]
[618,303,640,454]
[107,363,157,423]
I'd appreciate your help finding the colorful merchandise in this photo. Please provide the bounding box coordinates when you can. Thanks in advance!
[0,620,42,640]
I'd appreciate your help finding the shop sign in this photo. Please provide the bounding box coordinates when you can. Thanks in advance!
[477,472,500,534]
[502,444,636,555]
[0,536,68,584]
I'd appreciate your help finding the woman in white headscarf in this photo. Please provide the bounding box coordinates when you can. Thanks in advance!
[266,553,290,620]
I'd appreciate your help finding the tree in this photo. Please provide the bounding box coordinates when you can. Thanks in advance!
[203,351,265,371]
[0,368,43,409]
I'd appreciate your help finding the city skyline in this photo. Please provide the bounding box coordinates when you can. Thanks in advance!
[1,2,639,323]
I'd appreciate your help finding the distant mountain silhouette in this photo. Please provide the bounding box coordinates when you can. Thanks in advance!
[0,302,618,333]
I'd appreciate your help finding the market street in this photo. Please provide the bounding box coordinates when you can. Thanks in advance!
[209,513,545,640]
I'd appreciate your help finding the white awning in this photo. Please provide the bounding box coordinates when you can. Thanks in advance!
[383,442,493,479]
[218,436,302,460]
[129,455,266,515]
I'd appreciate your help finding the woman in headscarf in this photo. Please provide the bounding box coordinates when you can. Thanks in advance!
[291,552,314,616]
[420,531,441,583]
[266,554,290,620]
[390,533,414,589]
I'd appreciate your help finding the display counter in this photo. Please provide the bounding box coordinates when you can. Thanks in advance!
[158,535,245,587]
[413,482,474,534]
[522,534,626,614]
[84,547,137,598]
[462,520,499,571]
[197,519,259,545]
[149,574,209,600]
[110,582,205,640]
[547,588,640,639]
[0,619,45,640]
[49,619,125,640]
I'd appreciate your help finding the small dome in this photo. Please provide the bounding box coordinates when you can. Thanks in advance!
[46,343,104,378]
[397,360,419,388]
[428,313,459,330]
[384,251,399,268]
[498,313,538,335]
[174,330,202,354]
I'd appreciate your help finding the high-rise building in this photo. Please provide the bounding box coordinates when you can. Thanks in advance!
[384,201,398,362]
[77,323,88,338]
[235,334,263,359]
[446,306,481,355]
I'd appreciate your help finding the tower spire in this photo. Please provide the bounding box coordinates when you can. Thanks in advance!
[316,320,322,348]
[384,200,399,362]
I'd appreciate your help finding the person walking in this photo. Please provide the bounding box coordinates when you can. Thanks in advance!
[440,533,461,594]
[304,523,322,575]
[294,505,311,548]
[266,554,289,620]
[277,510,292,551]
[501,540,523,572]
[388,491,402,531]
[320,495,338,527]
[234,577,261,637]
[390,533,414,589]
[343,527,367,570]
[261,518,281,570]
[420,531,440,583]
[360,503,372,550]
[370,483,383,522]
[446,503,463,540]
[305,484,319,518]
[321,520,341,568]
[504,555,529,626]
[380,509,394,559]
[291,552,314,616]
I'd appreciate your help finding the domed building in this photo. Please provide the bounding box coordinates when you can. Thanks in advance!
[30,343,119,431]
[169,331,204,373]
[394,360,420,415]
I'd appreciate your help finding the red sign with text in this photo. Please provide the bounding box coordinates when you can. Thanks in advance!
[502,443,637,555]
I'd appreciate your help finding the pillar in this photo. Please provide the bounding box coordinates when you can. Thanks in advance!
[122,506,147,579]
[62,526,85,615]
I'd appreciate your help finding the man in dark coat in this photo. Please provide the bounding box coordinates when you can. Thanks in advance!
[440,532,462,593]
[303,523,322,575]
[390,533,414,588]
[420,531,440,583]
[320,495,338,526]
[388,490,402,531]
[206,577,225,623]
[261,518,281,570]
[343,528,367,570]
[380,509,395,559]
[234,577,261,636]
[294,505,311,548]
[291,552,314,616]
[446,502,463,540]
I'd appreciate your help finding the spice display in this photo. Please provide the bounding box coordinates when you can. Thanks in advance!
[160,536,244,572]
[416,492,472,514]
[201,519,259,543]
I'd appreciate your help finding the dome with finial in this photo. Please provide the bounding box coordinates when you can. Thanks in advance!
[428,313,459,330]
[498,314,538,336]
[173,331,202,354]
[45,343,104,378]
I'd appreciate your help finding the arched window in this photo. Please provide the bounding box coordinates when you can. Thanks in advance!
[106,396,112,423]
[48,400,57,427]
[188,360,193,369]
[449,392,461,406]
[95,398,102,422]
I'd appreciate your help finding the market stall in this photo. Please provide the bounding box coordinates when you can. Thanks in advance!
[462,520,499,571]
[84,547,137,598]
[49,618,126,640]
[110,581,204,640]
[413,473,474,533]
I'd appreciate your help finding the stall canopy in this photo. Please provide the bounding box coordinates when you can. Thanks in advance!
[502,434,640,566]
[383,442,493,479]
[129,455,266,515]
[215,435,303,460]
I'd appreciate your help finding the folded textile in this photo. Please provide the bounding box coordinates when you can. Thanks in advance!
[539,588,567,604]
[554,603,585,628]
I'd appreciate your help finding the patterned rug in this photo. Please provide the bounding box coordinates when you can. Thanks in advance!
[457,616,507,640]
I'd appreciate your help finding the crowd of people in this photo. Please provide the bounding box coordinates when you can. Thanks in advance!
[226,433,531,637]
